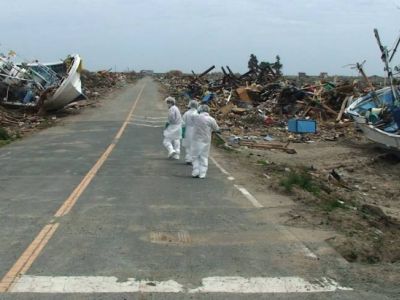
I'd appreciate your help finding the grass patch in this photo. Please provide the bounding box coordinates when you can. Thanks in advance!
[257,160,269,166]
[0,140,11,147]
[0,127,10,140]
[280,170,320,196]
[321,198,346,212]
[0,127,23,147]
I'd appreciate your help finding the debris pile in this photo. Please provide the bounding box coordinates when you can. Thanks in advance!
[81,70,137,99]
[0,54,83,111]
[157,54,376,149]
[0,70,139,140]
[0,106,51,139]
[162,36,400,267]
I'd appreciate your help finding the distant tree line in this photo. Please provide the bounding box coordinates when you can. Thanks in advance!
[248,53,283,76]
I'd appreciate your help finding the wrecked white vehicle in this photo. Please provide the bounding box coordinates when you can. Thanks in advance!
[0,53,83,111]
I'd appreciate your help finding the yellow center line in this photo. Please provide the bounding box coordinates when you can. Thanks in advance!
[0,223,60,292]
[0,84,146,292]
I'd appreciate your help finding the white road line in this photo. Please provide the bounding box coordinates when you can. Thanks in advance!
[210,156,318,260]
[131,115,166,120]
[277,226,319,260]
[302,246,319,259]
[11,276,182,293]
[210,156,262,208]
[130,119,166,124]
[210,156,229,175]
[190,276,352,294]
[128,122,164,128]
[234,185,264,208]
[10,275,352,294]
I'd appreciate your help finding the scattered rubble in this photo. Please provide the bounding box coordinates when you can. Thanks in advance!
[0,48,140,140]
[0,53,83,111]
[0,70,139,142]
[157,53,400,265]
[0,105,52,141]
[156,54,372,150]
[81,70,136,99]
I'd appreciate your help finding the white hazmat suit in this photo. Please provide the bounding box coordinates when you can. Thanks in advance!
[163,98,182,159]
[181,101,199,163]
[191,107,219,178]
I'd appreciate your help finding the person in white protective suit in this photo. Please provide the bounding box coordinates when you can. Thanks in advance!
[181,100,199,164]
[191,104,220,178]
[163,97,182,159]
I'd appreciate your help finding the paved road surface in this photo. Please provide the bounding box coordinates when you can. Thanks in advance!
[0,78,391,299]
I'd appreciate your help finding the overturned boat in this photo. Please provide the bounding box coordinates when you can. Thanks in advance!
[346,86,400,150]
[0,54,83,111]
[345,28,400,151]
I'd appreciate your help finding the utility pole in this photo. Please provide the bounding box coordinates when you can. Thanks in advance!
[374,28,399,105]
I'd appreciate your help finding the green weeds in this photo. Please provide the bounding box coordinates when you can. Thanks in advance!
[0,127,10,140]
[280,170,320,196]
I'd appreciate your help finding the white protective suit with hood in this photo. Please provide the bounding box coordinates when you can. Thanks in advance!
[191,106,219,178]
[181,102,199,163]
[163,98,182,159]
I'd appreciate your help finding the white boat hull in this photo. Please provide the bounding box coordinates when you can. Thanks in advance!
[358,123,400,150]
[346,86,400,151]
[43,55,82,110]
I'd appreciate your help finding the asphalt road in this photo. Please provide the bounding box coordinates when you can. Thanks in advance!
[0,78,393,299]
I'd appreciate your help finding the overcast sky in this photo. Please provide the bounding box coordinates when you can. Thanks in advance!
[1,0,399,75]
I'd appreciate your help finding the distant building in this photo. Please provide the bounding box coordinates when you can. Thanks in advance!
[298,72,307,78]
[140,70,154,75]
[320,72,328,79]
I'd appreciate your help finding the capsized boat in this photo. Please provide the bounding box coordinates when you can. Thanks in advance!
[0,53,83,111]
[345,28,400,151]
[345,86,400,150]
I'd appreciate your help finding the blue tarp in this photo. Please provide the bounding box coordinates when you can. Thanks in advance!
[202,93,214,103]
